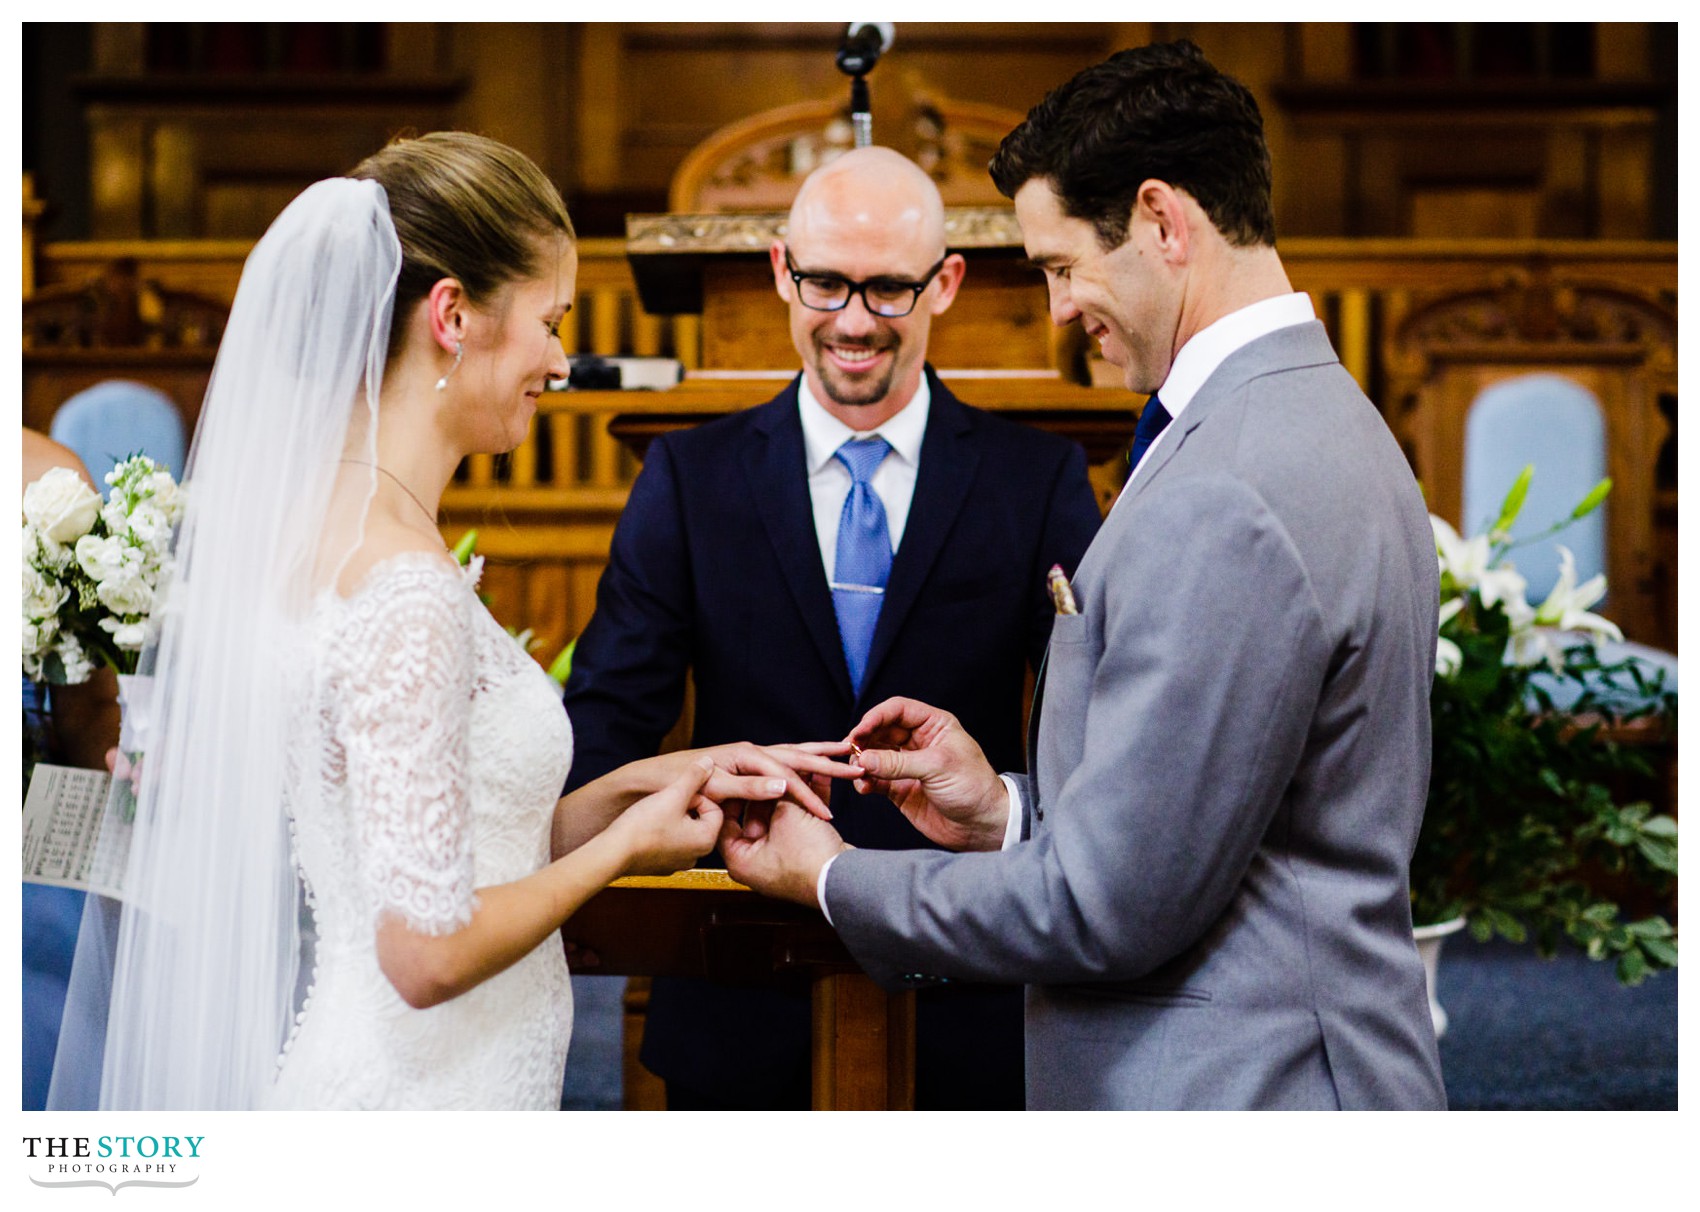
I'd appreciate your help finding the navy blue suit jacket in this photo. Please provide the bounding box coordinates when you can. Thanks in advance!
[563,368,1102,1102]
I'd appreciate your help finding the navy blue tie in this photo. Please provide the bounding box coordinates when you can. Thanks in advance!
[1127,394,1172,472]
[831,437,893,696]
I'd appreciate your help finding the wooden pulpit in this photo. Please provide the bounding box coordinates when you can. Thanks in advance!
[562,870,917,1110]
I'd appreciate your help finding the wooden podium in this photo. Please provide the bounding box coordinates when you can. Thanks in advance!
[562,871,917,1110]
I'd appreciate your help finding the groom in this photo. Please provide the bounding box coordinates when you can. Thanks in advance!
[722,41,1448,1109]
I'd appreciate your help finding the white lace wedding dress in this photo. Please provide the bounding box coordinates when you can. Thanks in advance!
[266,553,574,1109]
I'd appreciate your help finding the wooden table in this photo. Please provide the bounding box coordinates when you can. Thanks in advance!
[561,869,915,1110]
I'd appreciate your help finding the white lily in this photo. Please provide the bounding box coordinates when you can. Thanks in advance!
[1433,596,1464,678]
[1505,626,1563,670]
[1431,515,1528,615]
[1532,546,1622,640]
[1435,635,1463,678]
[1502,547,1622,671]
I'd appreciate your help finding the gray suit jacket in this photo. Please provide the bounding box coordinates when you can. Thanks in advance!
[827,321,1447,1109]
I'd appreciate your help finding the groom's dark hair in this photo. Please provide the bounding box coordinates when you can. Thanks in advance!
[989,39,1276,251]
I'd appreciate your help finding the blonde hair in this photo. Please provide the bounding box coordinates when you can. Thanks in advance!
[349,131,574,355]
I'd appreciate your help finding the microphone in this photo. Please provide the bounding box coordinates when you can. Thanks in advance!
[835,22,894,76]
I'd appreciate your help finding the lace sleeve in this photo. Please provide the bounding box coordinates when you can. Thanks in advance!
[333,558,478,936]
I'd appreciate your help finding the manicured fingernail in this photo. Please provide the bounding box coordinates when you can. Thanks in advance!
[695,756,714,770]
[766,779,786,795]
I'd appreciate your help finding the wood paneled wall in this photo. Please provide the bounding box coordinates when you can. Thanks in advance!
[40,22,1672,243]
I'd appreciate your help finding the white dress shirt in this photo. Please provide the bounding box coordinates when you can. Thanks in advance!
[797,373,930,578]
[818,293,1317,919]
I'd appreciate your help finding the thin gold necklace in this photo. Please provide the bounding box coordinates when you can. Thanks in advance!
[339,460,439,528]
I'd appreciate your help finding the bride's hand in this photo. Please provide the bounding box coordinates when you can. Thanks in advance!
[607,757,723,878]
[758,741,860,811]
[634,742,861,822]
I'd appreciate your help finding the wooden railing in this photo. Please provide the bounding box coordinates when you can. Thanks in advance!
[33,234,1676,483]
[27,233,1677,649]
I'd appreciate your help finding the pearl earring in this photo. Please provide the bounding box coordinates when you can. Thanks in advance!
[435,341,464,392]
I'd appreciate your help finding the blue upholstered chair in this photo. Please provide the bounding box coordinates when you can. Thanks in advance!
[49,379,186,485]
[1463,374,1608,601]
[1461,373,1675,712]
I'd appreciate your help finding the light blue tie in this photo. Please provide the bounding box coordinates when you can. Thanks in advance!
[831,437,893,696]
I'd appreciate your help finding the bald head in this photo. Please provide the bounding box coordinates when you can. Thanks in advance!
[772,146,964,427]
[787,146,946,260]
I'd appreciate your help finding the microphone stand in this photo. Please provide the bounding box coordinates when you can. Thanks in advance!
[836,24,889,148]
[849,73,872,148]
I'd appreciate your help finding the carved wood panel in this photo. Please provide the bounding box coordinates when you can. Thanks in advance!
[1386,268,1676,647]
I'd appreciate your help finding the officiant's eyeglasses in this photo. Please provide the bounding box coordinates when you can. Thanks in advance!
[783,247,947,318]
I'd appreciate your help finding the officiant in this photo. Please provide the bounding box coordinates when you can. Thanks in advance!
[561,146,1102,1110]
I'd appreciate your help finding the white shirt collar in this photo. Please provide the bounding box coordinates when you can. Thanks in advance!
[1157,292,1316,418]
[798,372,931,474]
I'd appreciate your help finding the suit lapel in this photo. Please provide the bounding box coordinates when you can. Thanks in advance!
[1118,409,1196,510]
[743,384,855,701]
[1025,650,1048,787]
[1121,320,1340,513]
[859,373,978,698]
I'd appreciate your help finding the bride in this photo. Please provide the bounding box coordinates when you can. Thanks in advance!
[49,132,850,1111]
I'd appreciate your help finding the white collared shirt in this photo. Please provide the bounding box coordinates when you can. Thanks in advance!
[797,373,930,579]
[1122,292,1316,494]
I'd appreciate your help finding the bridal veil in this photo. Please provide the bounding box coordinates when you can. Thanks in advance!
[50,177,401,1109]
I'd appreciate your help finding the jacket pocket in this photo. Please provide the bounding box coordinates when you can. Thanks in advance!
[1054,980,1214,1007]
[1046,611,1092,645]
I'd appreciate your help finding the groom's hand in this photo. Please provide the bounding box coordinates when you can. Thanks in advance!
[848,697,1011,853]
[719,801,850,909]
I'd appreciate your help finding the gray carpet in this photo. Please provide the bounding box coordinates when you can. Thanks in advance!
[1435,934,1678,1110]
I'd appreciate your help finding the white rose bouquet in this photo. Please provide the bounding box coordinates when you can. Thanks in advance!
[22,455,185,685]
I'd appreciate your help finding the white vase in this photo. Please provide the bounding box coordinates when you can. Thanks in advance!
[1412,916,1467,1039]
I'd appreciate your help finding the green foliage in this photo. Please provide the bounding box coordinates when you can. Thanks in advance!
[1491,464,1534,537]
[546,639,576,687]
[1416,625,1677,987]
[1418,470,1676,987]
[1571,478,1613,521]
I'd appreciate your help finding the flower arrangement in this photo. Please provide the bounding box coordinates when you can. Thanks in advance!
[23,456,184,684]
[1416,467,1677,985]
